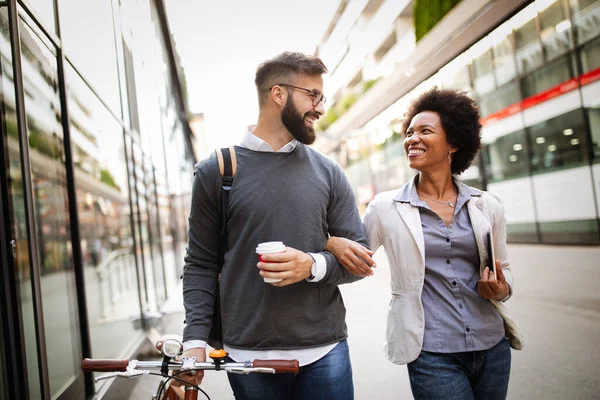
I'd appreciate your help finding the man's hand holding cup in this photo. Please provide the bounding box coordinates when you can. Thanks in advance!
[256,242,313,287]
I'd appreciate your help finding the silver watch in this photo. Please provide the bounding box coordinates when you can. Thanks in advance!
[307,254,317,280]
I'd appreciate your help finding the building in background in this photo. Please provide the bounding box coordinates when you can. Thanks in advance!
[190,112,212,160]
[0,0,197,398]
[315,0,600,245]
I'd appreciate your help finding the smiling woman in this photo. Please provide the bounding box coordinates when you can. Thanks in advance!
[326,87,522,400]
[401,88,482,176]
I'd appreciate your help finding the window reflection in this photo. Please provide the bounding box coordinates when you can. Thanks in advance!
[529,109,589,172]
[58,0,121,115]
[21,0,55,35]
[144,162,167,306]
[491,27,517,86]
[478,81,521,117]
[471,49,495,97]
[0,8,42,398]
[65,63,143,368]
[571,0,600,45]
[126,137,150,310]
[439,54,472,92]
[19,16,80,397]
[483,130,530,182]
[514,7,543,74]
[522,53,577,97]
[580,35,600,74]
[539,0,573,61]
[587,107,600,159]
[460,153,484,189]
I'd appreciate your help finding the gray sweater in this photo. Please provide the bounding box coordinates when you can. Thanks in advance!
[182,144,368,349]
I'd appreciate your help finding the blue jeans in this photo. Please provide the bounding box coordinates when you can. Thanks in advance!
[227,340,354,400]
[407,338,511,400]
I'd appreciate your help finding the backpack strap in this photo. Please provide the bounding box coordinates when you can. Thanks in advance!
[215,147,236,266]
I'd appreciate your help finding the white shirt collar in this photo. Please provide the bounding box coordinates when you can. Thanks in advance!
[240,125,298,153]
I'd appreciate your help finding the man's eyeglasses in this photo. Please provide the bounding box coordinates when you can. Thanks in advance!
[270,83,326,107]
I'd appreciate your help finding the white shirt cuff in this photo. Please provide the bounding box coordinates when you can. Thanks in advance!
[306,252,326,282]
[183,340,207,351]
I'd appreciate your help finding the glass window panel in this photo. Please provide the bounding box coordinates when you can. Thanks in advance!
[22,0,55,35]
[587,107,600,160]
[58,0,121,114]
[580,35,600,73]
[483,129,530,182]
[132,147,157,311]
[66,61,143,370]
[478,81,521,117]
[460,153,485,189]
[539,0,573,61]
[492,31,517,86]
[515,18,544,74]
[19,16,81,396]
[440,56,472,92]
[571,0,600,45]
[143,161,166,306]
[0,9,42,398]
[126,137,151,310]
[529,109,589,172]
[522,53,577,97]
[472,49,496,96]
[156,179,178,287]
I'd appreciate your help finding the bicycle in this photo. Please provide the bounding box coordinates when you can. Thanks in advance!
[81,336,299,400]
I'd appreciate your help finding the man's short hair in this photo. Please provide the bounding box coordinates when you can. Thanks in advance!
[255,52,327,104]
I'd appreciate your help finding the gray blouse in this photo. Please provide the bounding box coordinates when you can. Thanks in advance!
[405,184,505,353]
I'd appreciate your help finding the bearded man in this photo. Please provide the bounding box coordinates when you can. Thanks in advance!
[180,52,372,400]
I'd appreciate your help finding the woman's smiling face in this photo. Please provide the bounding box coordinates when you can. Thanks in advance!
[404,111,455,174]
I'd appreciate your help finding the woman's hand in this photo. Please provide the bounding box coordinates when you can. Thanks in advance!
[477,259,510,301]
[324,237,376,277]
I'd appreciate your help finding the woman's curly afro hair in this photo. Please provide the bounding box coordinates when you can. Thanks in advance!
[400,87,482,175]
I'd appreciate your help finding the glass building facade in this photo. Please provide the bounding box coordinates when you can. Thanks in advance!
[0,0,196,398]
[337,0,600,245]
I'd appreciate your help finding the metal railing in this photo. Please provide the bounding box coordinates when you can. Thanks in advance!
[96,248,136,320]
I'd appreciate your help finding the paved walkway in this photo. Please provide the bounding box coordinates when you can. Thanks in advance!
[124,244,600,399]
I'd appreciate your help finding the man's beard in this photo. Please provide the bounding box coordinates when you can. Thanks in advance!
[281,97,318,145]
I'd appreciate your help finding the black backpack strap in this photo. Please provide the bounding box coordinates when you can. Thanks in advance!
[215,147,236,266]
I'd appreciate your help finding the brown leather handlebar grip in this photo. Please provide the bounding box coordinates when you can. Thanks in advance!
[252,359,299,374]
[81,358,129,372]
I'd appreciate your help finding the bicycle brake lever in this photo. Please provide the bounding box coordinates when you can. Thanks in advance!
[124,360,149,378]
[225,367,275,375]
[94,368,149,382]
[94,372,125,382]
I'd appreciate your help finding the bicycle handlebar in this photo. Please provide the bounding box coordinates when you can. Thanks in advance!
[82,358,299,374]
[82,358,129,372]
[83,345,299,400]
[252,359,299,374]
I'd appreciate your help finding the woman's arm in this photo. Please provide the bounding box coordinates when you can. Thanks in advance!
[324,237,375,277]
[324,198,384,277]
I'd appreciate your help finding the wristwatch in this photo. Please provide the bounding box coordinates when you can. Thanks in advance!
[307,254,317,281]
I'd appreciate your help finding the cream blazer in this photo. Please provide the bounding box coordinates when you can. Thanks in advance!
[364,178,524,365]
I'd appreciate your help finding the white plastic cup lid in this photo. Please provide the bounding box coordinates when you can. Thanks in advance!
[256,241,286,254]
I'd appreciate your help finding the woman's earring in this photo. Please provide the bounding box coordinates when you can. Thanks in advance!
[448,151,452,164]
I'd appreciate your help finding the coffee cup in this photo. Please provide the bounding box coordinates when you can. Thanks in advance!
[256,241,285,283]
